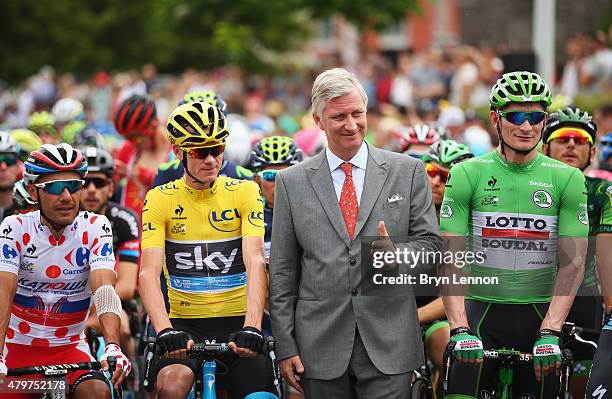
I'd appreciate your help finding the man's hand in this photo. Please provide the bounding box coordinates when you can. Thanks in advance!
[229,326,265,357]
[100,343,131,389]
[156,328,194,359]
[371,221,397,269]
[279,355,305,394]
[450,327,483,364]
[533,329,561,382]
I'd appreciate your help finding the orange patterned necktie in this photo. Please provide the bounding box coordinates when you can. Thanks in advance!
[339,162,358,239]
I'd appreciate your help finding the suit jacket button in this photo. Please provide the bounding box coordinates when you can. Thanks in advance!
[350,258,356,266]
[351,289,358,296]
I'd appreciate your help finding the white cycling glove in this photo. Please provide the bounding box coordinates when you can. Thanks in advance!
[100,343,131,377]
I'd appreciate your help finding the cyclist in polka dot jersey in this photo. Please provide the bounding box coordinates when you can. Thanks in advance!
[0,144,130,398]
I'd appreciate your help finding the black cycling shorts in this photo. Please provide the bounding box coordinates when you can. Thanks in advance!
[155,316,275,399]
[445,300,560,399]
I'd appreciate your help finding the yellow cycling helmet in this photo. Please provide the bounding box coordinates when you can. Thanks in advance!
[166,102,229,149]
[10,129,43,161]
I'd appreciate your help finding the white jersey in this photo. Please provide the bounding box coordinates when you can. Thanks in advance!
[0,211,115,347]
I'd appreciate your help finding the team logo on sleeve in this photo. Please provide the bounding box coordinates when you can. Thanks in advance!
[440,204,453,218]
[532,190,552,208]
[578,210,588,225]
[247,211,265,228]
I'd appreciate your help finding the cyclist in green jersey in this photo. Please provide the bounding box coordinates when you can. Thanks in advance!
[541,107,612,398]
[440,71,589,399]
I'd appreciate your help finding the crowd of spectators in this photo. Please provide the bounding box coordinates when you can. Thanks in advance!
[0,37,610,163]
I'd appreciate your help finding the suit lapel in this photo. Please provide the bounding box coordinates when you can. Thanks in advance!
[305,151,351,246]
[353,146,389,238]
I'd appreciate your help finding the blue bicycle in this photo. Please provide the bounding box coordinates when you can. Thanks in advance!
[143,338,283,399]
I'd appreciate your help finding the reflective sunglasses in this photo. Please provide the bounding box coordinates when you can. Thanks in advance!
[546,127,593,145]
[498,111,547,126]
[425,163,449,183]
[257,170,279,182]
[84,177,110,188]
[186,146,225,159]
[0,154,18,166]
[34,179,84,195]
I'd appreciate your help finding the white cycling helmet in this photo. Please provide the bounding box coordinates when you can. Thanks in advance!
[0,131,20,154]
[52,98,86,124]
[224,115,253,166]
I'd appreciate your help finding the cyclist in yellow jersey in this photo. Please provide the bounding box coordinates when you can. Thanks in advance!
[138,102,273,399]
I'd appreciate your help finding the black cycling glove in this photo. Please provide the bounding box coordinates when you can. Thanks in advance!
[156,328,192,354]
[229,326,265,354]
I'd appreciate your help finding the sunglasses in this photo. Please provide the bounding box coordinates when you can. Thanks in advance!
[498,111,547,126]
[257,170,279,182]
[0,154,18,166]
[546,128,593,145]
[84,177,110,188]
[425,163,449,183]
[34,179,84,195]
[186,146,225,159]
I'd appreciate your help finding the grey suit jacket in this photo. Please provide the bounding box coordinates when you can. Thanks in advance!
[269,144,441,379]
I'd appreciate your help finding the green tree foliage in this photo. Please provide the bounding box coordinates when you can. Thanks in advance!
[0,0,419,84]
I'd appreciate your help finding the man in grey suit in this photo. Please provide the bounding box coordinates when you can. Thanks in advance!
[269,67,442,399]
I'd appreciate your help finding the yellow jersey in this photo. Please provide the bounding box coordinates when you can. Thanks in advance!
[141,176,264,318]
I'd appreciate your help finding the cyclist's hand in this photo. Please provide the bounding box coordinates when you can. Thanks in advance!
[532,329,561,382]
[229,326,265,357]
[450,327,483,363]
[279,355,304,394]
[100,343,131,388]
[157,328,194,359]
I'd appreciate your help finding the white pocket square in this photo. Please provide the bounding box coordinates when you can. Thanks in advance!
[387,194,404,203]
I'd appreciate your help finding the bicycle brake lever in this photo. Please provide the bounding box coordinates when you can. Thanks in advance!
[107,356,116,375]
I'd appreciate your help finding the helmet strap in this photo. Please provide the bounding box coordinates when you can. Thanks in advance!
[496,118,540,159]
[182,151,218,189]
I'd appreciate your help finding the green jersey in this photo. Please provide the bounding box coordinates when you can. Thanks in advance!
[440,150,589,304]
[583,176,612,288]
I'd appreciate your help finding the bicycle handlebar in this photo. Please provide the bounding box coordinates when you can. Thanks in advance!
[7,356,116,377]
[188,342,231,358]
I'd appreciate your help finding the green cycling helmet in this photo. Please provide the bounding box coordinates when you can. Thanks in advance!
[28,112,57,136]
[542,106,597,143]
[490,71,552,110]
[61,120,87,144]
[180,89,228,116]
[249,136,303,171]
[422,139,474,168]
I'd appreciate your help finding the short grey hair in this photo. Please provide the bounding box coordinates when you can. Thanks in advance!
[311,68,368,117]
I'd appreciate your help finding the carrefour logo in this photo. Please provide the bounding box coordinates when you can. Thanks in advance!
[208,208,241,232]
[2,244,18,259]
[247,211,265,228]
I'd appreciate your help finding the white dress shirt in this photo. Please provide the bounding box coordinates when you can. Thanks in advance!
[326,142,368,206]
